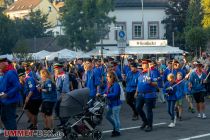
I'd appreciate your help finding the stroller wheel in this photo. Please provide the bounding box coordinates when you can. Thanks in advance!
[92,129,102,140]
[66,132,78,140]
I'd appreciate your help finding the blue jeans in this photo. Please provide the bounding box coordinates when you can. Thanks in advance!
[167,100,176,121]
[106,105,121,132]
[1,103,17,140]
[136,96,156,127]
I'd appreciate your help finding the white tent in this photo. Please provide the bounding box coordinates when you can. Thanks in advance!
[124,46,184,54]
[32,50,51,60]
[75,51,90,58]
[46,49,78,60]
[0,54,13,60]
[89,46,185,56]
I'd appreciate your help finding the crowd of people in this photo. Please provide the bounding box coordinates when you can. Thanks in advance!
[0,54,210,140]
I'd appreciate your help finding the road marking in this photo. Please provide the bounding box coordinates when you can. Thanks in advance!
[42,122,166,140]
[179,133,210,140]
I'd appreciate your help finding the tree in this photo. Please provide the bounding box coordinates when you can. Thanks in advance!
[62,0,115,51]
[184,0,205,56]
[15,10,51,39]
[0,11,18,54]
[162,0,190,48]
[185,0,203,29]
[185,27,207,57]
[202,0,210,28]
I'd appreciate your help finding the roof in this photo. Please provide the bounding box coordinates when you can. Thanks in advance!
[114,0,168,8]
[4,0,42,13]
[14,37,67,53]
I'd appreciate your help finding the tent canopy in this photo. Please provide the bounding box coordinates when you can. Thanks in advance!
[32,50,51,60]
[89,46,185,56]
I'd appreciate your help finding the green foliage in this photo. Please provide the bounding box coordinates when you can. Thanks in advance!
[162,0,190,48]
[0,12,18,54]
[15,10,51,38]
[185,0,203,29]
[185,27,208,56]
[62,0,115,51]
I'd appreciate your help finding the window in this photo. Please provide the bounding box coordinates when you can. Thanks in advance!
[148,22,159,39]
[132,22,143,39]
[115,22,126,41]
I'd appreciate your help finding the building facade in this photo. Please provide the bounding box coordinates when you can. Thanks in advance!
[98,0,168,47]
[4,0,59,26]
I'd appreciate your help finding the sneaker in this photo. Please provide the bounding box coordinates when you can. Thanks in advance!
[179,117,182,121]
[197,113,201,118]
[202,114,207,119]
[168,122,175,128]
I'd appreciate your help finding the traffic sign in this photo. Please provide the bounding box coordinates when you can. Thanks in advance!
[117,40,127,48]
[118,30,125,39]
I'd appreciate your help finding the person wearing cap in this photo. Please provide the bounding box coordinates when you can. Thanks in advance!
[189,61,207,119]
[0,58,21,140]
[53,63,70,126]
[125,62,139,120]
[135,59,158,132]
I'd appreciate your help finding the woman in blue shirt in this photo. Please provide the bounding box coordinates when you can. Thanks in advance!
[97,71,122,137]
[39,69,57,130]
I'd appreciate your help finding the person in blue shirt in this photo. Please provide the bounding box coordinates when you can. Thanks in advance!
[53,63,70,126]
[85,59,101,100]
[175,72,185,121]
[0,58,21,140]
[97,71,122,137]
[150,61,165,103]
[39,69,57,130]
[172,60,186,79]
[163,60,173,83]
[135,59,158,132]
[125,63,139,120]
[163,73,178,128]
[189,61,207,119]
[23,72,42,130]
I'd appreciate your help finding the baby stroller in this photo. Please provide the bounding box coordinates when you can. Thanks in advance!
[59,88,106,140]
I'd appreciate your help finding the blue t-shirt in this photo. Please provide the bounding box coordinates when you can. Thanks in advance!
[125,71,139,92]
[137,70,158,99]
[41,79,57,102]
[24,77,41,100]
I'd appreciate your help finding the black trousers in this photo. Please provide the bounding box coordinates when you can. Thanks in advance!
[126,91,138,116]
[136,96,156,127]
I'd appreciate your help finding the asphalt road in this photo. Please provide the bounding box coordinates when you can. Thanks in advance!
[1,97,210,140]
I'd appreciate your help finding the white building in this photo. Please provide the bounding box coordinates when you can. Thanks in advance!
[98,0,168,47]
